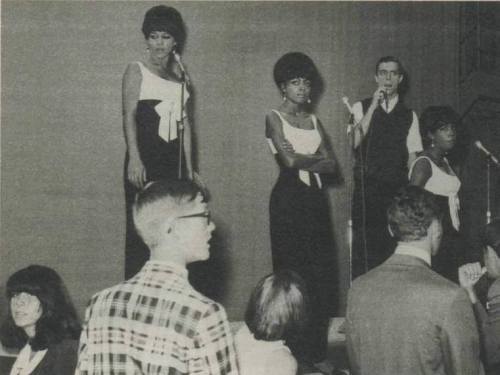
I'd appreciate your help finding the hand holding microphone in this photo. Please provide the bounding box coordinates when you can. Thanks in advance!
[371,88,388,110]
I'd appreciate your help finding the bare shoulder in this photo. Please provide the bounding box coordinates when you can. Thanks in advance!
[123,62,142,81]
[413,155,432,170]
[122,62,142,100]
[265,110,284,134]
[265,110,281,123]
[410,153,432,176]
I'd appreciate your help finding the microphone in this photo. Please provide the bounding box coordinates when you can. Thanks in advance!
[342,96,353,115]
[172,52,185,74]
[173,52,190,85]
[475,140,499,165]
[342,97,355,134]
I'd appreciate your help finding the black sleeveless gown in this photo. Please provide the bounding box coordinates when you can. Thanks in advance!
[124,62,187,279]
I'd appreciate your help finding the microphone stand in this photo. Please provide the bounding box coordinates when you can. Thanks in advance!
[487,157,492,224]
[178,70,185,180]
[342,98,356,286]
[342,96,368,285]
[347,116,356,287]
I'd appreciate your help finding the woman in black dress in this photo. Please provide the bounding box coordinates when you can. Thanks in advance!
[123,6,193,278]
[409,106,461,281]
[266,52,337,371]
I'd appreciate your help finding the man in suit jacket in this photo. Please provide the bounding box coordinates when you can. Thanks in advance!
[346,185,482,375]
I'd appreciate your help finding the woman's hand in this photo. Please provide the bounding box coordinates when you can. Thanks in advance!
[458,262,486,304]
[127,157,146,189]
[459,262,485,289]
[282,139,295,153]
[193,172,209,197]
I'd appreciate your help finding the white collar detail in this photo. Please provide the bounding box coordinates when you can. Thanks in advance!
[382,94,399,113]
[10,344,47,375]
[394,243,431,266]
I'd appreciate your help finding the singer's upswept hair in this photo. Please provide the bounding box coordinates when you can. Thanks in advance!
[387,186,442,242]
[0,265,81,351]
[273,52,319,87]
[244,270,310,344]
[420,106,460,148]
[485,219,500,255]
[142,5,186,52]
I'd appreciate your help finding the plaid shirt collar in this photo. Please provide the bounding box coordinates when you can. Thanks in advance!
[139,259,189,279]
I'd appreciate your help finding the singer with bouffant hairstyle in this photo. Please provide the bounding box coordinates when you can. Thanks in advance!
[122,5,193,278]
[265,52,337,371]
[410,106,462,281]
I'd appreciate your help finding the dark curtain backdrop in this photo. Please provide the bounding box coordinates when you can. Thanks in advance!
[1,1,459,320]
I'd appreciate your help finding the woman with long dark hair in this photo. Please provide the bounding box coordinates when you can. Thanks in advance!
[123,5,193,278]
[0,265,81,375]
[265,52,337,371]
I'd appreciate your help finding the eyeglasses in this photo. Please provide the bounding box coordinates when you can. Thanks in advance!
[176,211,211,226]
[377,70,400,78]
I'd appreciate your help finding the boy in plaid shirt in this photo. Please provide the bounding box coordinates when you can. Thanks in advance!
[76,180,238,374]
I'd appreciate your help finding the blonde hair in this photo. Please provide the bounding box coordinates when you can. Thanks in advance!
[245,270,309,343]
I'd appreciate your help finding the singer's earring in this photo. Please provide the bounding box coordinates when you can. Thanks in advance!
[282,92,287,101]
[307,98,311,104]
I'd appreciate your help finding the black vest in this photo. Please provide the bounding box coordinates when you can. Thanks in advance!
[355,97,413,187]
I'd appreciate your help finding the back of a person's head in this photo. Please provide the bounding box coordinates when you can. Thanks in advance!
[0,265,81,350]
[387,185,441,242]
[244,270,309,343]
[485,219,500,256]
[133,179,203,248]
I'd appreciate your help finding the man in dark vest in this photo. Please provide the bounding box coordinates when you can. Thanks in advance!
[351,56,423,279]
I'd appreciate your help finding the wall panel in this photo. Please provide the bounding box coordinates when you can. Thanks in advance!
[1,1,459,320]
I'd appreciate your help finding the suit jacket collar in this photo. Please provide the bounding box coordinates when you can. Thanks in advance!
[394,243,431,265]
[384,253,431,269]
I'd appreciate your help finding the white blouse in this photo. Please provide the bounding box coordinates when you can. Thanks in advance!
[234,324,296,375]
[409,156,461,231]
[267,110,323,187]
[9,344,47,375]
[136,61,189,142]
